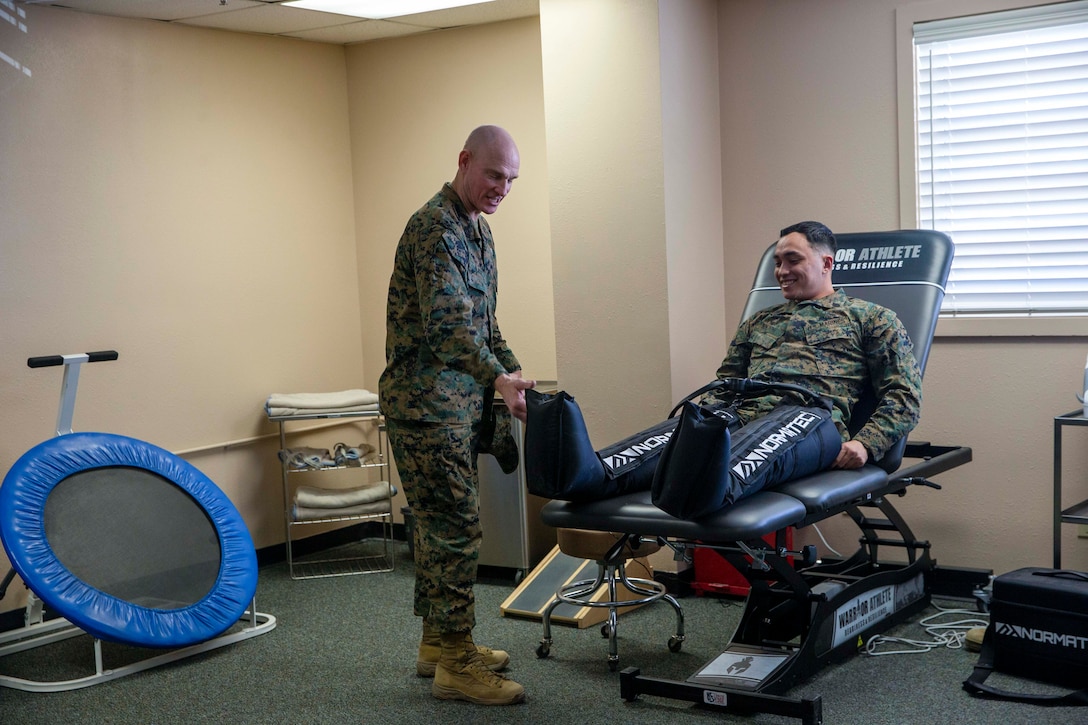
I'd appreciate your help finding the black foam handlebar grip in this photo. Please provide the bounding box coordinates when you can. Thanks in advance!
[86,350,119,363]
[27,350,119,368]
[27,355,63,368]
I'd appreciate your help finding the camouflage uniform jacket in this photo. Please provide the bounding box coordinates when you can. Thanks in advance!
[379,184,520,424]
[715,289,921,461]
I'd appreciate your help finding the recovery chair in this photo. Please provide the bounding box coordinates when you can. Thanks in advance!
[535,230,978,724]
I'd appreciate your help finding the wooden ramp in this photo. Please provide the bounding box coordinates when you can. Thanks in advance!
[500,545,653,628]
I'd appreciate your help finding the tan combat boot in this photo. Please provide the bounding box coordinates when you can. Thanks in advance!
[432,631,525,705]
[416,621,510,677]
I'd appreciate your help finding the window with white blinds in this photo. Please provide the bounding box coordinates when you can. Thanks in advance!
[915,1,1088,316]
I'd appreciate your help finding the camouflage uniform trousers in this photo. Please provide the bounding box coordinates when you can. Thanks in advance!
[386,417,482,634]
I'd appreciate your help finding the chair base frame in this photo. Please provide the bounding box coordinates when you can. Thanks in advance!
[535,548,685,671]
[614,495,935,724]
[542,444,989,723]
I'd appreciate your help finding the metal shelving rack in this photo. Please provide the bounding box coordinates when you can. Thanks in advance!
[1054,409,1088,569]
[270,410,394,580]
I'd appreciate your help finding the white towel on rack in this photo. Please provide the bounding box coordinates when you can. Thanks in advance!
[267,389,378,410]
[294,481,396,509]
[292,500,392,521]
[267,403,380,418]
[265,390,381,418]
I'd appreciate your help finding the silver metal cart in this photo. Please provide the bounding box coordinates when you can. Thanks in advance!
[270,410,394,579]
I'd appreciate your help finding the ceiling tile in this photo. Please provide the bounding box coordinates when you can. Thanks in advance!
[282,18,427,44]
[25,0,267,22]
[176,3,357,33]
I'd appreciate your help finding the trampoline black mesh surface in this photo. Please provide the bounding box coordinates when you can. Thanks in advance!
[44,466,221,609]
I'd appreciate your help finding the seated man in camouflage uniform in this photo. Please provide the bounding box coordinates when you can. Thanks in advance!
[715,220,922,470]
[525,221,922,515]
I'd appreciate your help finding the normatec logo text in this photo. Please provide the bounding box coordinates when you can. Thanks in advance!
[731,410,821,480]
[600,432,673,473]
[995,621,1088,650]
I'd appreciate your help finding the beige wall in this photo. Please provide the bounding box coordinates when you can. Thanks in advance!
[538,0,725,575]
[660,0,727,402]
[0,7,364,611]
[540,0,675,445]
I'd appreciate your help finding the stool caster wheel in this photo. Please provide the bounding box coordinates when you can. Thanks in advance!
[600,624,611,639]
[536,642,551,659]
[668,635,683,653]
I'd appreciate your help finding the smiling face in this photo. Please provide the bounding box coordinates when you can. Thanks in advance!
[774,231,835,300]
[454,135,520,219]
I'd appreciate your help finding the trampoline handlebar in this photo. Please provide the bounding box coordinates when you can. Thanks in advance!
[27,350,119,368]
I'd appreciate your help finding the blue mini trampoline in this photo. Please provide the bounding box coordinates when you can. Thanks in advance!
[0,352,275,692]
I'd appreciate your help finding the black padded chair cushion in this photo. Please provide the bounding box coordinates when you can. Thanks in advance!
[542,490,807,543]
[772,464,889,516]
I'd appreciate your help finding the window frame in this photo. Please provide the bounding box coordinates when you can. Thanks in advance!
[896,0,1088,336]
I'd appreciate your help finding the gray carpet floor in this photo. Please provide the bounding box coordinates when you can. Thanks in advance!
[1,540,1083,724]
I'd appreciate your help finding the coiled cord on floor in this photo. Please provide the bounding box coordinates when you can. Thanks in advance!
[863,601,989,656]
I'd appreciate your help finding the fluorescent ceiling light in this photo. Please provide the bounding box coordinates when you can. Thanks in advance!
[282,0,497,20]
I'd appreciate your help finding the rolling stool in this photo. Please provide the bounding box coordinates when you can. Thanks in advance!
[535,528,685,671]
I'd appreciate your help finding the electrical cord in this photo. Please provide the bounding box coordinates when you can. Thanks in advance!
[808,523,843,558]
[863,601,989,656]
[625,556,653,579]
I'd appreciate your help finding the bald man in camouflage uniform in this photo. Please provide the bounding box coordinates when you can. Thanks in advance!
[379,125,534,706]
[716,221,921,468]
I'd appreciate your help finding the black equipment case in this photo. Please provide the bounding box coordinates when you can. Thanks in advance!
[964,567,1088,704]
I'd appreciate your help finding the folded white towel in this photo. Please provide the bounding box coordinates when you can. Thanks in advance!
[292,500,392,521]
[266,403,380,418]
[294,481,396,508]
[267,389,378,410]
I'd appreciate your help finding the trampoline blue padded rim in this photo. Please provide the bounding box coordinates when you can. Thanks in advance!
[0,432,258,648]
